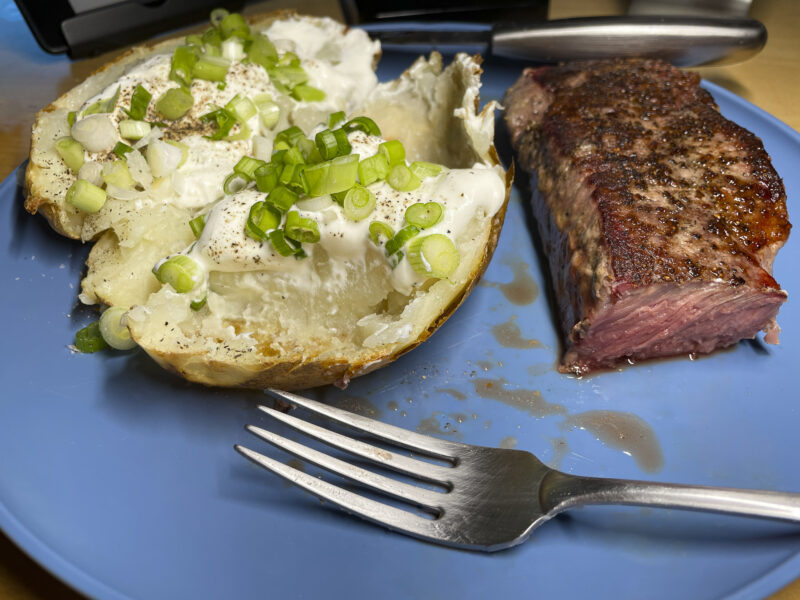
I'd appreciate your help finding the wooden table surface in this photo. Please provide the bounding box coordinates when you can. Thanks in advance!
[0,0,798,598]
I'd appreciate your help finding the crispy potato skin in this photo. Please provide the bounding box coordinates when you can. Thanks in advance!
[25,14,512,390]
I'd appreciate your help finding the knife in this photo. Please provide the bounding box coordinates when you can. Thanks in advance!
[360,16,767,67]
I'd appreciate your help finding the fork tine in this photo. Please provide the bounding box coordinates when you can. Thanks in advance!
[245,425,444,510]
[266,389,467,459]
[235,444,441,542]
[257,405,452,484]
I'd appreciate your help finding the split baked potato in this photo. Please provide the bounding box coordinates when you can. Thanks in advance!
[24,11,511,389]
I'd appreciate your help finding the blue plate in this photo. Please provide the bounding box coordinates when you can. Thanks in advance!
[1,52,799,600]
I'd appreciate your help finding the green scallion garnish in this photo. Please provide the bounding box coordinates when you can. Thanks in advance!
[124,84,152,121]
[407,234,460,279]
[169,45,197,87]
[193,55,230,82]
[405,202,443,229]
[409,161,444,180]
[369,221,394,245]
[357,153,389,186]
[65,179,106,213]
[245,201,281,241]
[55,137,84,172]
[343,186,376,222]
[342,116,381,136]
[387,163,421,192]
[118,119,151,141]
[255,163,279,192]
[379,140,405,166]
[154,255,200,293]
[189,214,206,239]
[284,210,320,244]
[74,321,108,353]
[267,185,298,211]
[155,87,194,120]
[113,141,134,158]
[385,224,420,256]
[99,306,137,350]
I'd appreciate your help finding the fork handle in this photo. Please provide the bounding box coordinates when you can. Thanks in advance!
[540,471,800,523]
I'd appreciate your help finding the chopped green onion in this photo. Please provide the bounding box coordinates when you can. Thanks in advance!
[387,250,404,269]
[315,128,351,160]
[233,155,266,180]
[209,7,229,27]
[330,190,348,205]
[189,214,206,239]
[248,34,278,69]
[221,37,244,61]
[379,140,405,166]
[357,153,389,186]
[409,161,444,180]
[193,55,230,82]
[155,255,200,293]
[385,224,420,256]
[369,221,394,245]
[112,141,133,158]
[102,161,136,189]
[328,111,346,128]
[99,306,136,350]
[407,234,460,278]
[118,119,151,141]
[291,83,326,102]
[342,116,381,136]
[387,164,421,192]
[204,42,222,57]
[124,84,151,120]
[169,45,197,87]
[282,146,306,166]
[225,94,257,122]
[67,111,77,127]
[315,129,338,160]
[202,27,222,47]
[284,211,320,244]
[267,185,298,211]
[55,137,84,172]
[155,87,194,120]
[82,86,120,116]
[255,163,279,192]
[303,154,359,197]
[267,64,309,92]
[268,229,299,257]
[165,140,189,167]
[219,12,250,39]
[74,321,108,353]
[185,33,204,47]
[298,138,321,164]
[66,179,106,213]
[190,296,207,311]
[256,99,280,130]
[405,202,443,229]
[245,201,281,240]
[343,186,376,222]
[216,82,227,91]
[275,125,305,148]
[223,172,248,194]
[200,107,236,140]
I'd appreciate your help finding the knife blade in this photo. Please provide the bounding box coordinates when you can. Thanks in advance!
[361,16,767,67]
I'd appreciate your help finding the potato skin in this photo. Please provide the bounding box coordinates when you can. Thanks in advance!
[25,14,513,390]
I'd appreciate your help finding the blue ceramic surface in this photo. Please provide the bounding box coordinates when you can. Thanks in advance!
[0,52,799,599]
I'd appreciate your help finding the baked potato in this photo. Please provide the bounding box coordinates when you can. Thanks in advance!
[24,11,512,389]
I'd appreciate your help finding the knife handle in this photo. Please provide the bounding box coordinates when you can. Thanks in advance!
[492,16,766,67]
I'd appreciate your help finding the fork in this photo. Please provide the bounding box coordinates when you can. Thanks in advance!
[235,389,800,551]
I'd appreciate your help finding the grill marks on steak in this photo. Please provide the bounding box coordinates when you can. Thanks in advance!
[503,59,790,374]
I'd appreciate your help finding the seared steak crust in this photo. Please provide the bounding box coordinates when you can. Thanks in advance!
[504,58,790,374]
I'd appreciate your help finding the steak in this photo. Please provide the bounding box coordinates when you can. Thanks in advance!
[503,58,790,375]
